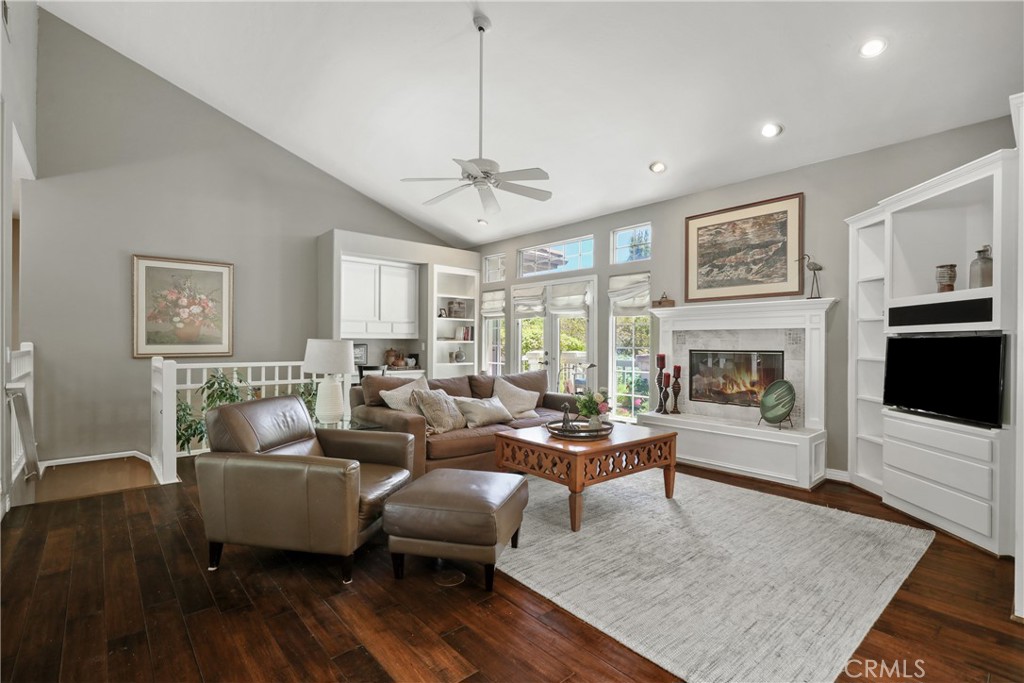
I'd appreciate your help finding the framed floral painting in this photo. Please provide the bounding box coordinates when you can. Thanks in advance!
[133,255,233,357]
[685,193,804,302]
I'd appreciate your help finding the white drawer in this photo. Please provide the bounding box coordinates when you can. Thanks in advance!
[339,321,368,335]
[366,322,391,334]
[883,417,992,462]
[884,439,992,500]
[391,322,418,335]
[883,466,992,537]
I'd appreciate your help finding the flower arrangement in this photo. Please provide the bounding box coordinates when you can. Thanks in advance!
[575,387,610,418]
[147,276,219,329]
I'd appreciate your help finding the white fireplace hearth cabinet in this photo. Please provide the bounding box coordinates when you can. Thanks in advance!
[639,298,837,489]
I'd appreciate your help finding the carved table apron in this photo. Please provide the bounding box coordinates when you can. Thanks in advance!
[495,423,678,531]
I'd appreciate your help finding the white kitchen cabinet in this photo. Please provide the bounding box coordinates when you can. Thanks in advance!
[339,257,418,339]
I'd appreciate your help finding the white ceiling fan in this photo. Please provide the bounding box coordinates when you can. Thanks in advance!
[401,13,552,215]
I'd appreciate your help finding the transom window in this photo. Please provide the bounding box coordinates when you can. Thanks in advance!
[483,254,506,283]
[611,223,652,264]
[518,237,594,278]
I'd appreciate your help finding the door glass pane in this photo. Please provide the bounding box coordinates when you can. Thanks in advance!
[518,317,546,373]
[556,316,589,394]
[612,315,651,420]
[484,318,506,376]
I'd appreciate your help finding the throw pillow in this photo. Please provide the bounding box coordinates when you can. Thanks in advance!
[379,376,429,414]
[411,389,466,434]
[492,376,539,418]
[454,396,513,428]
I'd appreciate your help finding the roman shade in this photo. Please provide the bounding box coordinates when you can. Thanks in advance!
[547,280,591,316]
[512,285,545,318]
[608,272,651,316]
[481,290,506,319]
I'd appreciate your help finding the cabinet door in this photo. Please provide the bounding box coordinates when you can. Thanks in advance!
[340,260,379,323]
[379,265,418,325]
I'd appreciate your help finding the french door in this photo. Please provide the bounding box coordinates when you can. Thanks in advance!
[513,277,596,393]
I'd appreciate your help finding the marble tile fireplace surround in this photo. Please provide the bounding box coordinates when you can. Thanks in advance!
[640,298,837,489]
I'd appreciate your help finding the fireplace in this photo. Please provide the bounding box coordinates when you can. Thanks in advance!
[689,350,784,407]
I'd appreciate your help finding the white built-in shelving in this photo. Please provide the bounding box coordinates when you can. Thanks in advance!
[428,265,480,379]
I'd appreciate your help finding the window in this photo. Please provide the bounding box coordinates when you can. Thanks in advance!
[613,315,651,420]
[484,318,506,376]
[608,272,651,421]
[483,254,506,283]
[611,223,652,264]
[518,237,594,278]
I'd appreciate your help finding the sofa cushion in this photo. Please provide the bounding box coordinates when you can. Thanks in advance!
[508,407,562,429]
[380,376,429,413]
[426,376,473,398]
[469,370,549,407]
[493,376,539,418]
[426,423,513,460]
[411,389,466,434]
[362,375,415,406]
[455,396,514,428]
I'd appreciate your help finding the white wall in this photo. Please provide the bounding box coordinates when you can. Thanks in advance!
[476,117,1016,471]
[20,12,449,462]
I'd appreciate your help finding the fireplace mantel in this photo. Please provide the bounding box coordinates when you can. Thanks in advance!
[641,297,838,489]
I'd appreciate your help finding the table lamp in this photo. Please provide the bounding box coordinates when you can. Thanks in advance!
[302,339,355,425]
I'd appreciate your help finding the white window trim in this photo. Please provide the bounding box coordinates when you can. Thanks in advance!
[610,222,653,265]
[517,235,595,279]
[483,253,506,283]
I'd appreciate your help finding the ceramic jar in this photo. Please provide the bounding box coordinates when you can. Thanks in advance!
[935,264,957,293]
[969,245,993,288]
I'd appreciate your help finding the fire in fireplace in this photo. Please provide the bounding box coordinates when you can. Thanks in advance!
[689,350,784,407]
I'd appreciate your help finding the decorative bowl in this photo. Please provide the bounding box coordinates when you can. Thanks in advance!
[545,420,614,441]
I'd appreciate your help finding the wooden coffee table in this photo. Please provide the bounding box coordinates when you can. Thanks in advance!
[495,423,677,531]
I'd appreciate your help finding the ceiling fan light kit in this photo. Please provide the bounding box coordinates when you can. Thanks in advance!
[401,13,551,216]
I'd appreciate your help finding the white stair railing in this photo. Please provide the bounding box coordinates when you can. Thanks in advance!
[8,342,37,481]
[151,358,319,483]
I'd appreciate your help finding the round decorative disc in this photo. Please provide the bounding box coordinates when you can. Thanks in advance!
[760,380,796,424]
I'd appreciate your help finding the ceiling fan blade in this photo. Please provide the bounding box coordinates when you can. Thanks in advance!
[491,167,549,182]
[424,184,472,205]
[401,177,463,182]
[454,158,484,178]
[494,181,553,202]
[477,184,501,215]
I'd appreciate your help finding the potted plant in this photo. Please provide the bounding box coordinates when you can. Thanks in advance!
[575,387,610,428]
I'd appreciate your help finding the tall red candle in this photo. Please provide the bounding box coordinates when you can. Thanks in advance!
[663,372,671,388]
[672,365,681,378]
[656,353,666,369]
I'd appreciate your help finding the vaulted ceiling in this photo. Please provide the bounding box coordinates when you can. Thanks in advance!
[41,2,1024,248]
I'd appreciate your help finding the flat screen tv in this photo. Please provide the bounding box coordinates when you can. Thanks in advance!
[882,333,1006,428]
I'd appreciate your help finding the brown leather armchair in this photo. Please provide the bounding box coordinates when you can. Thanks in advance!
[195,395,414,583]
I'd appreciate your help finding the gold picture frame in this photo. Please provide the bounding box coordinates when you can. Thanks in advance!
[132,255,234,357]
[685,193,804,302]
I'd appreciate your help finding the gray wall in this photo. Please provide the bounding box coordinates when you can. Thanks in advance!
[476,116,1016,471]
[22,12,448,461]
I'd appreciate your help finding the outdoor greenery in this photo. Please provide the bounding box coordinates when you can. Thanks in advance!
[175,371,254,453]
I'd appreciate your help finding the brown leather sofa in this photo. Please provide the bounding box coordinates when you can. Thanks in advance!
[350,370,578,478]
[195,394,414,583]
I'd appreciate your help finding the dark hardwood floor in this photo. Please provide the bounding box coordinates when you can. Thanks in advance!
[1,459,1021,682]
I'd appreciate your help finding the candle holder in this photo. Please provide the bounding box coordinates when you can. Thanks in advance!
[661,381,671,415]
[655,372,666,414]
[671,377,681,414]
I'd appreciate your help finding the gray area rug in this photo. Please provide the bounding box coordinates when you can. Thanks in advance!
[497,470,934,683]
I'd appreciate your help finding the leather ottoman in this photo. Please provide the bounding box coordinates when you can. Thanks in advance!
[382,468,529,590]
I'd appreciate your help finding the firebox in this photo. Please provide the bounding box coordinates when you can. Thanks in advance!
[689,350,784,407]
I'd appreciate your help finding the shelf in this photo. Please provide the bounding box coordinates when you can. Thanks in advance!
[857,275,885,284]
[436,339,475,344]
[436,293,473,300]
[888,286,994,310]
[857,316,884,322]
[856,434,883,446]
[436,362,475,366]
[437,317,474,322]
[856,395,883,404]
[857,356,885,363]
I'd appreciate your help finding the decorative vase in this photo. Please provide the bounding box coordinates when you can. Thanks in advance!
[671,378,681,414]
[453,348,466,363]
[587,415,602,429]
[174,323,202,343]
[935,264,957,293]
[969,245,993,288]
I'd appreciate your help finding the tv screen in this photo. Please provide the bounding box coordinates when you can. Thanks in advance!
[883,333,1005,428]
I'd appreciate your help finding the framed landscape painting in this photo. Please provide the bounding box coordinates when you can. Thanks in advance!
[685,193,804,302]
[133,255,233,358]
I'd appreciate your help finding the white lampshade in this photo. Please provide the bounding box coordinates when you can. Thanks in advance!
[302,339,355,376]
[303,339,355,425]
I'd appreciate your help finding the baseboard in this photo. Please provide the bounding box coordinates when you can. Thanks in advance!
[39,450,151,473]
[826,468,851,483]
[1012,613,1024,625]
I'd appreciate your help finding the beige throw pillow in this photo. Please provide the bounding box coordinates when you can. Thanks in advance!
[454,396,513,428]
[493,376,539,418]
[411,389,466,434]
[379,376,429,413]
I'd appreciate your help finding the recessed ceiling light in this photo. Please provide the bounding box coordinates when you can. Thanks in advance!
[649,161,667,174]
[761,122,784,138]
[477,219,488,227]
[859,38,887,58]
